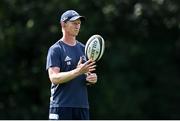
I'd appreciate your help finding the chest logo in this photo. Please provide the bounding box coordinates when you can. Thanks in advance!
[65,56,72,65]
[64,56,72,61]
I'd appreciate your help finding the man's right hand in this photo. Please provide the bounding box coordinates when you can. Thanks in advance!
[76,57,96,75]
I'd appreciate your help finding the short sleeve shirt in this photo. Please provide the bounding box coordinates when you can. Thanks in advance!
[46,40,89,108]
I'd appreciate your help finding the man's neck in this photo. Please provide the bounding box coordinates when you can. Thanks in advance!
[62,34,76,46]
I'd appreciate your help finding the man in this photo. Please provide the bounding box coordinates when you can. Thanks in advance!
[46,10,97,120]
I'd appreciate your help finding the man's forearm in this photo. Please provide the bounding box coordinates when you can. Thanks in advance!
[49,68,81,85]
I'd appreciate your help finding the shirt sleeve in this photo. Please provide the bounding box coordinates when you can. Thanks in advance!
[46,46,61,70]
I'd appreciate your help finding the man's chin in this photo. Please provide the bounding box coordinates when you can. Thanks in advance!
[74,33,79,36]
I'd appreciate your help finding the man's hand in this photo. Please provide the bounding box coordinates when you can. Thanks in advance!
[76,57,96,75]
[86,72,97,85]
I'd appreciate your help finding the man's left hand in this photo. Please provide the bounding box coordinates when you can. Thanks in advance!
[86,73,97,85]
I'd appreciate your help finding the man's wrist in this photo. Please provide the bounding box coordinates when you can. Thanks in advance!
[73,68,81,77]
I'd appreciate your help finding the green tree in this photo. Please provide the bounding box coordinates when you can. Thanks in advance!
[0,0,179,119]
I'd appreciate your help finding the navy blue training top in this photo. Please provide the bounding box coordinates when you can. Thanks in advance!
[46,40,89,108]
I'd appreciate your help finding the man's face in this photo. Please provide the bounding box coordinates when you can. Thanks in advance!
[64,19,81,36]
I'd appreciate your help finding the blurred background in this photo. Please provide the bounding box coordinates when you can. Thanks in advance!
[0,0,180,119]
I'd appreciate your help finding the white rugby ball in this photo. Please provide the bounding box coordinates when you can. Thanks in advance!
[85,34,105,61]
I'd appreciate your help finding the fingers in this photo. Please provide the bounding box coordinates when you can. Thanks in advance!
[84,59,94,66]
[86,73,97,80]
[85,60,96,72]
[86,73,97,84]
[77,59,96,74]
[89,68,96,72]
[89,65,96,69]
[78,57,82,65]
[88,65,96,72]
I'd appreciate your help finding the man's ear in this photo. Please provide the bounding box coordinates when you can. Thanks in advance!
[61,22,66,28]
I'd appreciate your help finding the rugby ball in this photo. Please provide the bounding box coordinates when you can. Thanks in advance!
[85,34,105,61]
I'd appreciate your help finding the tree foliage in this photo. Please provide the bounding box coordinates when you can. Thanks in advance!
[0,0,180,119]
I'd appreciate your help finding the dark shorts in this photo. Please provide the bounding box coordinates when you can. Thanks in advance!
[49,107,89,120]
